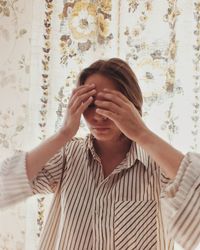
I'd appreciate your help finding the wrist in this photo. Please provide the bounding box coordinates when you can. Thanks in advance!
[57,127,73,143]
[133,127,153,146]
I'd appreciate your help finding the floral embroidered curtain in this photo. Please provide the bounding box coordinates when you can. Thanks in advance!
[0,0,200,249]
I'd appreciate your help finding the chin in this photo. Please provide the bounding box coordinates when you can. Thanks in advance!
[93,135,112,141]
[91,130,119,141]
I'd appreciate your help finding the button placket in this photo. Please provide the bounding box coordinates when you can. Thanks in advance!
[92,182,115,250]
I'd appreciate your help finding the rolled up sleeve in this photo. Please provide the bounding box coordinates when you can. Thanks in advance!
[30,149,64,194]
[161,152,200,250]
[0,151,33,209]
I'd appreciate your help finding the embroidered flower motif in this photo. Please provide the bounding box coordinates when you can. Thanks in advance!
[0,0,10,17]
[68,2,97,41]
[128,0,139,13]
[97,13,109,38]
[98,0,111,14]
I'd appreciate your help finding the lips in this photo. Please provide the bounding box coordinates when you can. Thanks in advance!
[93,127,109,129]
[93,127,110,132]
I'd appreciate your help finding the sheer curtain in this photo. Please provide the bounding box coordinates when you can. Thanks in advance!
[0,0,199,249]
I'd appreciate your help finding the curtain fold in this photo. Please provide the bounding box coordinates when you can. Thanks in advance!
[0,0,200,249]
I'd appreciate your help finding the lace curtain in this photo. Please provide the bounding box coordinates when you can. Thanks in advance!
[0,0,200,249]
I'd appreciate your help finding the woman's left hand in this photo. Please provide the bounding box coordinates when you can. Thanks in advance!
[95,89,149,142]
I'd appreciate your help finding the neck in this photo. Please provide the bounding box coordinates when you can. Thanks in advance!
[93,135,132,158]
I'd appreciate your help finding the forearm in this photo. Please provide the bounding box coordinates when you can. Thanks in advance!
[135,129,184,179]
[26,129,72,181]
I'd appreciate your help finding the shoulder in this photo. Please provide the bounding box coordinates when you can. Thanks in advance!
[64,135,89,156]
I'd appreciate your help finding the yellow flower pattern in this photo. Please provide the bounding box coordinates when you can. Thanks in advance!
[98,0,112,14]
[59,0,113,63]
[68,2,97,41]
[97,13,109,38]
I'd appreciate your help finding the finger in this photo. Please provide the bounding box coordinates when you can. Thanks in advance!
[69,84,95,101]
[96,108,118,121]
[94,100,121,114]
[71,84,95,96]
[69,86,86,100]
[69,85,96,107]
[80,89,96,102]
[77,96,94,114]
[97,91,128,108]
[70,89,96,112]
[103,88,130,103]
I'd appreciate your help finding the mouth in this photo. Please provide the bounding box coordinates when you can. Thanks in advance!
[92,127,110,132]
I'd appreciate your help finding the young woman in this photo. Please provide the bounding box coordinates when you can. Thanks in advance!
[0,58,200,250]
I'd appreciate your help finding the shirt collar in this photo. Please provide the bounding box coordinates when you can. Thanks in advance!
[85,133,150,169]
[128,142,149,169]
[85,133,101,162]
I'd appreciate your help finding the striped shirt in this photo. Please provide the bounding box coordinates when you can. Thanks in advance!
[0,134,200,250]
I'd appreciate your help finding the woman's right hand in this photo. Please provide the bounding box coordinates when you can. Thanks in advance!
[26,84,96,181]
[59,84,96,138]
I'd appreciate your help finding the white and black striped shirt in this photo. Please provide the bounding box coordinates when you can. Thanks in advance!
[0,134,200,250]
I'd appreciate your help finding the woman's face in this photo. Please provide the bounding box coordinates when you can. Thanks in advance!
[83,73,123,141]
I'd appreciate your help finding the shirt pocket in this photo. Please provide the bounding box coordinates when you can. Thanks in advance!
[114,200,157,250]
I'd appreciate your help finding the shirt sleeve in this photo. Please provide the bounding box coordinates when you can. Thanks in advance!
[0,146,66,209]
[30,148,64,194]
[160,152,200,250]
[0,151,33,209]
[0,137,83,209]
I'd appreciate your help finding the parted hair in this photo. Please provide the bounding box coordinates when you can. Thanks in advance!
[77,57,143,116]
